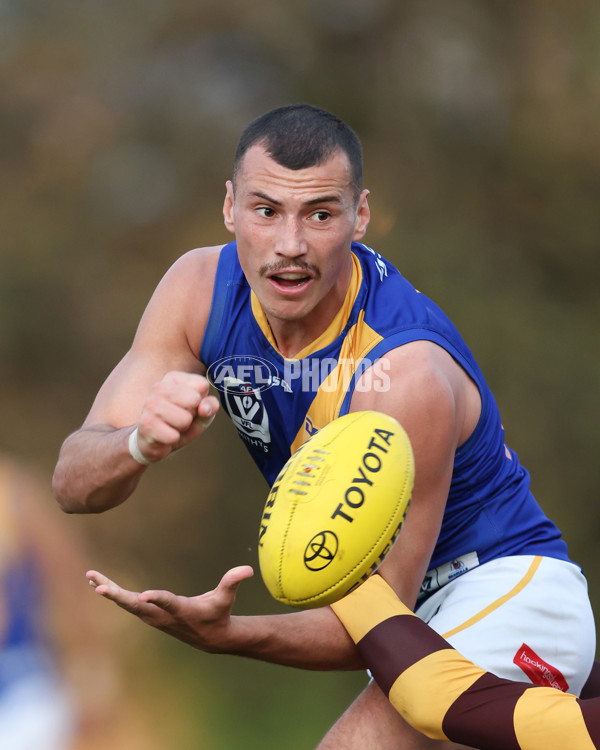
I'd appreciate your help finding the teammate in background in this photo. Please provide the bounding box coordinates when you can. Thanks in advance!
[0,456,75,749]
[0,455,162,750]
[53,104,596,749]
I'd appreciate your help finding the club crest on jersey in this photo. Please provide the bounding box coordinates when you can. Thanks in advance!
[223,376,271,453]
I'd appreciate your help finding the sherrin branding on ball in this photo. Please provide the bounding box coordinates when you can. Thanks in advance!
[258,411,414,608]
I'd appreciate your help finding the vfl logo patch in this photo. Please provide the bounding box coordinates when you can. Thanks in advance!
[304,531,338,571]
[223,377,271,453]
[513,643,569,692]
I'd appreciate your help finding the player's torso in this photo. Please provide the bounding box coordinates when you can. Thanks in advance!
[201,242,397,481]
[200,242,572,588]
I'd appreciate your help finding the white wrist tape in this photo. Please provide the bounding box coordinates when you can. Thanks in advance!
[128,427,151,466]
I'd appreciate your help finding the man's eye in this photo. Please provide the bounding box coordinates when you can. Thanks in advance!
[313,211,330,222]
[257,207,275,218]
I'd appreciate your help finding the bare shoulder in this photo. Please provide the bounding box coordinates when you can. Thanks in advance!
[355,340,461,400]
[81,245,226,428]
[159,244,223,293]
[137,244,224,357]
[352,340,480,447]
[389,341,471,393]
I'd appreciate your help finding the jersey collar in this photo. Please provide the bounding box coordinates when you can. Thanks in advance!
[250,251,363,360]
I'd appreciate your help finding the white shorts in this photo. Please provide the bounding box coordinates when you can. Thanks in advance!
[415,555,596,696]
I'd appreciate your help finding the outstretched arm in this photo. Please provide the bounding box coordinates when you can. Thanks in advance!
[331,574,599,750]
[85,341,479,670]
[87,567,362,671]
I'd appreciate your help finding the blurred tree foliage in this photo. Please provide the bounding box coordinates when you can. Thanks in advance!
[1,1,599,747]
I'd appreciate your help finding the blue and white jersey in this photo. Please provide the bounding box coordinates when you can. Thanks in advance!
[200,241,572,593]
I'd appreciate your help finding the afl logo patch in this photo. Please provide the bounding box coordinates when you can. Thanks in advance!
[207,355,278,394]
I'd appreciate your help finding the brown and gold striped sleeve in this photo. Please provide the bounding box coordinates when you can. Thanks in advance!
[331,575,599,750]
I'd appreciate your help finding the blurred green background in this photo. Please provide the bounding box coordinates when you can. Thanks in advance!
[1,1,599,748]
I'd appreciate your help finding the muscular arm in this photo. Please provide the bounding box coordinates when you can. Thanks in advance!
[87,567,362,671]
[86,341,479,671]
[332,574,599,750]
[53,248,222,513]
[350,341,480,608]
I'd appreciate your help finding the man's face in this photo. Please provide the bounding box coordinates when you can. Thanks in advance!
[223,144,370,333]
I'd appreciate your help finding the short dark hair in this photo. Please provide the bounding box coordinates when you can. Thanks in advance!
[233,104,363,200]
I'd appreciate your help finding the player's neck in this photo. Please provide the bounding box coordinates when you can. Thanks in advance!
[251,256,362,359]
[266,264,355,358]
[266,308,339,359]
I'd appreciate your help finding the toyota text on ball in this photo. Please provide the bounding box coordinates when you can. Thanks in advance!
[330,427,396,524]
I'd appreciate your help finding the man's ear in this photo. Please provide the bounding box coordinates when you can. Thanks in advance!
[353,189,371,241]
[223,180,235,234]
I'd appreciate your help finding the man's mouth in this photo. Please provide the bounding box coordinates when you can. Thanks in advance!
[270,272,312,287]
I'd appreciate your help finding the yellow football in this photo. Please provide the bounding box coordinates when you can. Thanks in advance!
[258,411,414,608]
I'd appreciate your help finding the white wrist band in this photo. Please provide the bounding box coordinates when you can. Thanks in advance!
[128,428,151,466]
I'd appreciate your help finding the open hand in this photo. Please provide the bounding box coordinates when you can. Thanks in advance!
[86,566,254,653]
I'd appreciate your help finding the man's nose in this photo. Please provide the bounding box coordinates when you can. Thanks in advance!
[274,218,308,257]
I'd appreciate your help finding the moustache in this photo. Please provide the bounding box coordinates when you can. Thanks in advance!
[259,260,321,278]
